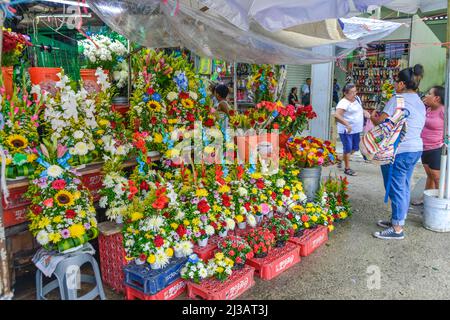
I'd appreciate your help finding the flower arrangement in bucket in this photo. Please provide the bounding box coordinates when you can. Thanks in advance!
[26,138,98,253]
[263,216,294,247]
[0,85,43,179]
[246,227,275,259]
[218,235,253,270]
[207,251,234,282]
[181,254,211,284]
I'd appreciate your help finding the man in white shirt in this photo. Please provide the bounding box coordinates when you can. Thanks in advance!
[301,78,311,105]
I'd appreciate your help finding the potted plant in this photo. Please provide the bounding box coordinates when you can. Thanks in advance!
[218,235,253,269]
[288,136,337,202]
[181,254,210,284]
[207,251,234,282]
[2,28,30,96]
[246,227,275,259]
[263,216,294,247]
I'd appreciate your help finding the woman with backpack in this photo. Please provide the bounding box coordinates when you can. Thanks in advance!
[334,83,371,176]
[370,64,425,240]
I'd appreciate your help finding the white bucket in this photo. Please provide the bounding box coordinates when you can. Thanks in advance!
[423,189,450,232]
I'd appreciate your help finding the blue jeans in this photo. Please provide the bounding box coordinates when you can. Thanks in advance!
[381,151,422,226]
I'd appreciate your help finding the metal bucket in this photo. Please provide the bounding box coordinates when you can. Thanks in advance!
[423,189,450,232]
[299,166,322,202]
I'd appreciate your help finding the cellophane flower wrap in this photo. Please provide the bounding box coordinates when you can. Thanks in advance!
[26,139,98,252]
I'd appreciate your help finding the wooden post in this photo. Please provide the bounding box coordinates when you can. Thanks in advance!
[0,11,13,300]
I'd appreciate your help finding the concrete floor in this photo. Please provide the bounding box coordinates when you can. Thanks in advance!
[13,156,450,300]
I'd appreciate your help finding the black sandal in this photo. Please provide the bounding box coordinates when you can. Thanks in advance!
[344,168,357,176]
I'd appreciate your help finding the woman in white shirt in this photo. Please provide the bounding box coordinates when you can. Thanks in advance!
[334,83,370,176]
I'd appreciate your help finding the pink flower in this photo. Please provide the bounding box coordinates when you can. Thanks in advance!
[43,198,54,208]
[261,203,270,215]
[318,157,324,165]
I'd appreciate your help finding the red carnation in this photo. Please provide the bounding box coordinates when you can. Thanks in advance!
[154,235,164,247]
[256,179,265,189]
[200,229,206,236]
[287,213,294,220]
[152,195,169,210]
[51,179,66,190]
[65,209,76,219]
[147,87,155,95]
[204,118,215,127]
[151,117,157,125]
[283,189,291,197]
[197,199,210,214]
[271,192,277,200]
[31,205,43,216]
[176,224,187,237]
[187,113,195,122]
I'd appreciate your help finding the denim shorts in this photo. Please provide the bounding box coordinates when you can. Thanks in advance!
[339,133,360,154]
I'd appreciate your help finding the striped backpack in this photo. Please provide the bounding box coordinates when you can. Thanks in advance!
[359,95,409,165]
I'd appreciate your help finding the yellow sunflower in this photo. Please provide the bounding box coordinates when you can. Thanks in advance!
[54,190,75,207]
[147,100,162,112]
[7,134,28,150]
[181,99,194,109]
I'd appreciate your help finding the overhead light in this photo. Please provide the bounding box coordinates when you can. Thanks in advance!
[40,0,90,8]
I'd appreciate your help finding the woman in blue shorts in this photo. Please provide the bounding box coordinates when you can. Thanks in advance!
[334,83,370,176]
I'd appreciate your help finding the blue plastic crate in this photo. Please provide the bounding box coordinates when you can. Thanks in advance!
[123,257,188,295]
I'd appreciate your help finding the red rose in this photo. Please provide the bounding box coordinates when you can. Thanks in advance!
[229,250,235,257]
[211,222,218,230]
[176,224,186,237]
[200,229,206,236]
[140,253,147,261]
[283,189,291,197]
[147,87,155,95]
[154,235,164,247]
[65,209,76,219]
[151,117,157,125]
[140,181,149,191]
[204,118,215,127]
[258,117,265,124]
[287,213,294,220]
[232,243,238,249]
[51,179,66,190]
[301,215,309,222]
[256,179,265,189]
[31,205,43,216]
[197,200,210,214]
[187,113,195,122]
[179,92,189,99]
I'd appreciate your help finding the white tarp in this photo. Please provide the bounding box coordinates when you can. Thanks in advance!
[383,0,447,14]
[87,0,402,65]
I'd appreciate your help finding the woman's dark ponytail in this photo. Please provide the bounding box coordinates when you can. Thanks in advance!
[398,64,424,90]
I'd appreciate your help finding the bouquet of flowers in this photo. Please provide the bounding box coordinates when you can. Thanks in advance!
[2,28,30,66]
[268,166,307,213]
[263,216,294,246]
[246,227,275,258]
[247,171,272,220]
[272,104,317,136]
[288,136,337,168]
[26,138,98,252]
[0,85,43,178]
[293,202,329,230]
[218,235,253,268]
[181,254,210,284]
[41,72,99,166]
[79,34,127,71]
[286,205,308,236]
[247,64,278,103]
[207,251,234,281]
[381,80,395,105]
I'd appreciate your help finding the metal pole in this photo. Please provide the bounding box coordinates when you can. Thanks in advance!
[443,0,450,199]
[0,11,14,300]
[127,39,131,102]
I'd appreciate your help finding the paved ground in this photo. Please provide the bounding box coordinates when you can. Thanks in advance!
[13,151,450,300]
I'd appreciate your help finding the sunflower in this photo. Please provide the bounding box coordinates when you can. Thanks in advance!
[181,99,194,109]
[7,134,28,150]
[54,190,75,207]
[147,100,162,112]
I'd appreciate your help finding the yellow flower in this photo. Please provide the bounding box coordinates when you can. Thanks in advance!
[293,224,298,230]
[196,189,208,197]
[293,194,300,201]
[125,256,134,262]
[27,153,38,163]
[80,210,86,218]
[168,118,178,124]
[97,139,104,145]
[215,252,224,260]
[90,218,97,228]
[147,100,162,112]
[311,215,318,222]
[277,200,283,207]
[131,212,144,221]
[38,217,51,229]
[213,205,221,213]
[340,211,348,219]
[225,258,234,267]
[147,254,156,264]
[154,133,163,143]
[166,248,174,257]
[260,194,267,201]
[99,119,110,127]
[49,233,62,244]
[183,220,190,226]
[145,233,152,239]
[250,172,262,179]
[216,267,224,274]
[328,225,335,232]
[54,190,75,207]
[252,188,258,195]
[181,99,194,109]
[218,185,231,193]
[223,209,231,216]
[68,224,85,238]
[235,215,244,223]
[292,170,300,176]
[165,172,173,180]
[204,146,215,154]
[192,218,201,226]
[304,222,310,228]
[53,216,63,224]
[7,134,28,150]
[126,227,133,234]
[97,129,105,135]
[170,223,179,230]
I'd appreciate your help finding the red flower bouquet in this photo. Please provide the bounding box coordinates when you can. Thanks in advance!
[246,227,275,259]
[218,235,253,269]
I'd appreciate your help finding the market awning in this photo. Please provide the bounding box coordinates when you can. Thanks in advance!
[86,0,402,65]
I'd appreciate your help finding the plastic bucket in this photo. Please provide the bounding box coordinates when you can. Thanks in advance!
[112,96,130,116]
[423,189,450,232]
[1,66,14,97]
[80,68,109,93]
[29,67,61,97]
[299,166,322,202]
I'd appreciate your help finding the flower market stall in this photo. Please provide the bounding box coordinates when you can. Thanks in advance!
[0,1,408,301]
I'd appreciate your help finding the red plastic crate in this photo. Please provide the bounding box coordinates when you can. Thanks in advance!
[99,232,127,293]
[2,185,31,228]
[193,235,221,261]
[289,225,328,257]
[245,242,300,280]
[81,171,104,202]
[125,278,186,300]
[186,265,255,300]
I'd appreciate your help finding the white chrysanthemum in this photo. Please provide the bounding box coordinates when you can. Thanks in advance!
[199,268,208,279]
[238,187,248,197]
[276,179,286,188]
[36,230,49,246]
[167,92,178,101]
[148,216,165,232]
[180,241,193,256]
[205,225,215,236]
[73,130,84,139]
[154,248,170,268]
[247,214,257,227]
[47,165,63,178]
[74,142,89,156]
[225,218,236,230]
[188,271,194,278]
[113,184,125,197]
